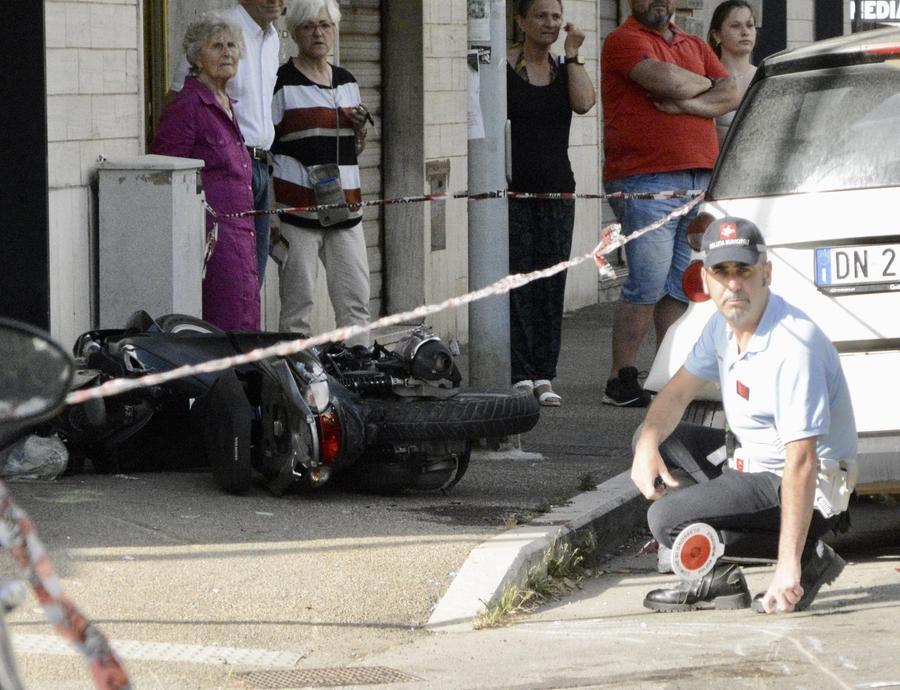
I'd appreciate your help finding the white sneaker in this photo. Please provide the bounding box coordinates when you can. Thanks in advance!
[513,379,534,393]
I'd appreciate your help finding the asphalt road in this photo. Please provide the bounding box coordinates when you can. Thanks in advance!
[3,302,899,688]
[1,302,654,688]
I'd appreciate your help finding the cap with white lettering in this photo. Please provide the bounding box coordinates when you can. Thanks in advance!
[701,216,767,268]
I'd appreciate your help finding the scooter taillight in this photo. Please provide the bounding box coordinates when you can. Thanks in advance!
[316,411,342,464]
[686,212,715,251]
[682,261,710,303]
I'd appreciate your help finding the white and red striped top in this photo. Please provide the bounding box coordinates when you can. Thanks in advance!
[271,61,363,229]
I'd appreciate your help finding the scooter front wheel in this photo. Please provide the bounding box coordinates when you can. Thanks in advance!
[156,313,226,336]
[372,389,539,442]
[194,368,254,495]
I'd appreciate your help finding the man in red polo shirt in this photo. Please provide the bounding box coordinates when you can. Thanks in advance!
[601,0,739,407]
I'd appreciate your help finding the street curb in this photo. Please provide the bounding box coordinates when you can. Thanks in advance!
[426,470,644,631]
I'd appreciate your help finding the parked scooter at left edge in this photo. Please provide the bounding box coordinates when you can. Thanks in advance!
[0,317,130,689]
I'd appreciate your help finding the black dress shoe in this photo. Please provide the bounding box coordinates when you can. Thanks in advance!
[644,562,751,612]
[751,541,846,613]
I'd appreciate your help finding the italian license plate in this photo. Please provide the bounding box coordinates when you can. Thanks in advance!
[814,243,900,295]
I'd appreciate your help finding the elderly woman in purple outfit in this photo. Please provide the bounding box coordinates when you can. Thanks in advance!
[152,17,260,331]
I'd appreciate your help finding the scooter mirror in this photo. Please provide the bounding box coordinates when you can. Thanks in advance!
[0,318,74,429]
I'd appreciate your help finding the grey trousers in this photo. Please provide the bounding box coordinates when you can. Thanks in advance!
[648,423,839,562]
[277,222,371,347]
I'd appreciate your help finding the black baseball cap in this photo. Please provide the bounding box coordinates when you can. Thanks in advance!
[701,217,767,268]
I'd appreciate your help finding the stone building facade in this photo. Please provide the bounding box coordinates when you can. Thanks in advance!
[29,0,849,348]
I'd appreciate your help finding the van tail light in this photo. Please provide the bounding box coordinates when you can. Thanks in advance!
[686,212,715,252]
[682,261,710,303]
[316,411,341,465]
[863,44,900,58]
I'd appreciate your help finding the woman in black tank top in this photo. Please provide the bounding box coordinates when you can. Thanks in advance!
[507,0,595,406]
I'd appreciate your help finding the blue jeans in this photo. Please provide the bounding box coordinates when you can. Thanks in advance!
[251,158,271,285]
[605,169,710,305]
[508,198,575,383]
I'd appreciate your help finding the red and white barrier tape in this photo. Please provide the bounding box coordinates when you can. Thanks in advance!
[67,192,702,406]
[0,481,130,688]
[208,188,703,221]
[202,188,701,275]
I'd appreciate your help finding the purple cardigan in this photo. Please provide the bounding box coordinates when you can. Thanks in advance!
[152,77,259,330]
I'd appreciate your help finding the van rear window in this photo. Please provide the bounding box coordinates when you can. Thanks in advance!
[709,64,900,198]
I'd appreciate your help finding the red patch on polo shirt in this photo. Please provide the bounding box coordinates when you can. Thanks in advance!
[736,380,750,400]
[720,223,737,240]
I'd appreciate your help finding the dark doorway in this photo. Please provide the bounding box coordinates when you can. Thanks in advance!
[816,0,845,40]
[754,0,787,63]
[0,3,49,330]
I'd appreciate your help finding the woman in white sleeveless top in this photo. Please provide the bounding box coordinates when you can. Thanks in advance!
[708,1,758,146]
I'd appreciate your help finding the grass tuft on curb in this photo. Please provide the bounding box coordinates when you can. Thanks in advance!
[503,512,522,529]
[474,542,590,629]
[577,473,596,492]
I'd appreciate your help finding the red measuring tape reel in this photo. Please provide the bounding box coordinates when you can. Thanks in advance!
[670,522,725,581]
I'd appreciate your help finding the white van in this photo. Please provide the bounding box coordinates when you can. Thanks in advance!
[644,27,900,493]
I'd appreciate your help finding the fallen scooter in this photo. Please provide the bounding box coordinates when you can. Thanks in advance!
[55,312,540,495]
[0,317,129,689]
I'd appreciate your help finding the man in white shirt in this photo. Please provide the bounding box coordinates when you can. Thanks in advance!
[630,217,857,615]
[170,0,284,285]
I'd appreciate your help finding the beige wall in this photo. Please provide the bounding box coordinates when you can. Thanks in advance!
[42,0,846,348]
[168,0,235,75]
[560,0,603,311]
[44,0,144,346]
[786,0,816,48]
[423,0,470,343]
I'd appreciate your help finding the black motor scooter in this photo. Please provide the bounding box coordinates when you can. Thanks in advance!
[56,312,540,496]
[0,318,130,689]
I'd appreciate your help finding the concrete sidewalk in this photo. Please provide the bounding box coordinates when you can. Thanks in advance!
[427,452,900,635]
[355,499,900,690]
[428,470,899,630]
[427,470,641,629]
[428,296,900,632]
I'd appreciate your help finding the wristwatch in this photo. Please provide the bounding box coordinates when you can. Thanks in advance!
[564,54,585,65]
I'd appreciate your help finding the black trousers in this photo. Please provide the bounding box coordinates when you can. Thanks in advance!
[508,198,575,383]
[648,423,839,562]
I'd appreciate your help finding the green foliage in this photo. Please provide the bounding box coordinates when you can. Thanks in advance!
[577,473,596,491]
[475,543,590,629]
[503,512,521,529]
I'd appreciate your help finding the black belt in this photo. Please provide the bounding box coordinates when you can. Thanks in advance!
[246,146,268,162]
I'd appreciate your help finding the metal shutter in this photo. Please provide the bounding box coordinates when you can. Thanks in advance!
[339,1,383,320]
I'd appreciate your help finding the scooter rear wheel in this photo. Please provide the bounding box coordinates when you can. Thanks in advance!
[339,442,470,494]
[372,389,539,442]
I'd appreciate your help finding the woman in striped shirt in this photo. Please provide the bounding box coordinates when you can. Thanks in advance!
[271,0,371,344]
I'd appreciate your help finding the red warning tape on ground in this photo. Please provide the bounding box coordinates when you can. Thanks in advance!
[0,482,131,688]
[66,192,702,406]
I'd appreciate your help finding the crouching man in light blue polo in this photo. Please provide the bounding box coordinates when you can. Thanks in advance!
[630,216,857,614]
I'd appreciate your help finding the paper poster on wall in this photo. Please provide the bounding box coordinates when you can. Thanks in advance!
[467,50,485,140]
[468,0,491,45]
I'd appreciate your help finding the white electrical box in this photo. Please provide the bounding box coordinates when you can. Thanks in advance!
[98,154,205,328]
